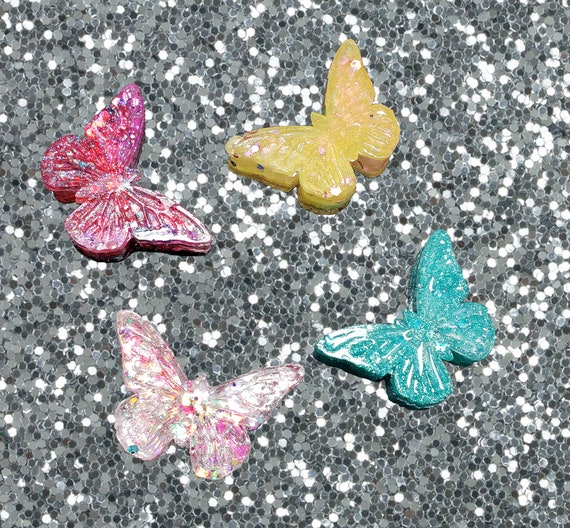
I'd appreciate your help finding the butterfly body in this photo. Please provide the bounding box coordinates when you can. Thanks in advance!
[41,84,212,261]
[114,311,304,479]
[226,40,400,214]
[315,231,494,408]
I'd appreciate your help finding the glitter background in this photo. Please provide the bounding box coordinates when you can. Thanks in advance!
[1,1,568,527]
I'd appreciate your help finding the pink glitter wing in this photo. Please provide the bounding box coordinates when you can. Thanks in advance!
[64,183,212,260]
[41,84,145,203]
[113,311,304,479]
[40,84,212,260]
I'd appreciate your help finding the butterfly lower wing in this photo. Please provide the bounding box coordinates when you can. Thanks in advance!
[64,185,211,260]
[387,339,454,409]
[209,365,304,429]
[437,302,495,365]
[41,135,106,203]
[115,389,177,461]
[295,136,356,213]
[84,83,145,169]
[116,311,187,394]
[189,417,252,479]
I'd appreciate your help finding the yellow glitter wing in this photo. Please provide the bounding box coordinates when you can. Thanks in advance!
[323,39,400,177]
[225,39,399,214]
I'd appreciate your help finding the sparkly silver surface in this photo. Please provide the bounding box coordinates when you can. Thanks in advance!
[1,1,568,527]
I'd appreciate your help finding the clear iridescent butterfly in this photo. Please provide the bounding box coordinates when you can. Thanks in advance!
[114,311,304,479]
[225,39,400,214]
[41,84,212,261]
[315,230,494,408]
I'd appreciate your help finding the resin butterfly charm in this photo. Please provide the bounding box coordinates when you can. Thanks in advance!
[41,84,212,261]
[225,39,400,214]
[114,311,304,479]
[315,230,494,408]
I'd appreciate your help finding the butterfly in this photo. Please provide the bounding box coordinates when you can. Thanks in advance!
[225,39,400,214]
[314,230,495,408]
[41,84,212,261]
[114,310,304,479]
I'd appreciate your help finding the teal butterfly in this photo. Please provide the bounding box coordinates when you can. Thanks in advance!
[314,230,495,408]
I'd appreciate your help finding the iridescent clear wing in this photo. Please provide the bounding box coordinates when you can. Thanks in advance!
[189,418,252,480]
[116,311,187,394]
[64,184,212,261]
[208,365,304,429]
[115,389,178,461]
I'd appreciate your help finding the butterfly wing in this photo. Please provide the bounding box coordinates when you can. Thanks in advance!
[315,323,406,381]
[41,84,145,203]
[323,39,400,177]
[409,230,494,363]
[188,418,252,480]
[114,311,187,460]
[83,83,145,170]
[186,364,303,479]
[64,184,212,260]
[209,364,304,429]
[226,126,356,213]
[315,322,455,408]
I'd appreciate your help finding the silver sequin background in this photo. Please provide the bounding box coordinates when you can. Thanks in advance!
[0,1,568,527]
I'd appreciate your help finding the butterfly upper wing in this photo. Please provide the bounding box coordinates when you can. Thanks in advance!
[208,364,304,430]
[114,311,187,460]
[116,310,187,394]
[323,39,400,177]
[41,135,107,203]
[408,230,494,361]
[41,84,145,203]
[226,126,356,213]
[83,84,145,170]
[64,183,212,260]
[409,230,470,318]
[315,321,455,408]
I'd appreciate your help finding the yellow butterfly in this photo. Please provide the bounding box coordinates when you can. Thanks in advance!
[225,39,400,214]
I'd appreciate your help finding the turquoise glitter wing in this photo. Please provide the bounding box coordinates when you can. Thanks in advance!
[314,230,495,408]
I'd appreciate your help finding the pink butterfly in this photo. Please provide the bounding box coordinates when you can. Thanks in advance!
[41,84,212,261]
[114,311,304,479]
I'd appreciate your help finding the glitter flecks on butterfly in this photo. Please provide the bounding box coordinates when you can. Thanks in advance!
[314,230,495,408]
[114,311,304,480]
[225,39,400,214]
[41,84,212,261]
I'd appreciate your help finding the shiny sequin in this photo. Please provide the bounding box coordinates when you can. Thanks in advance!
[114,311,304,479]
[41,84,212,261]
[315,230,495,408]
[225,39,400,214]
